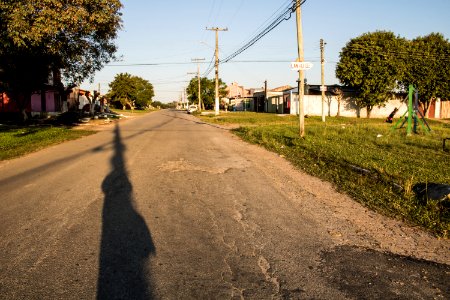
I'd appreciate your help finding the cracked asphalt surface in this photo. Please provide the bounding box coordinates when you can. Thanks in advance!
[1,109,449,299]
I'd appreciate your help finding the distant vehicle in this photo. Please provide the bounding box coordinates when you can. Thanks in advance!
[187,104,198,114]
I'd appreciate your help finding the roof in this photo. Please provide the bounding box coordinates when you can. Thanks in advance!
[270,85,293,92]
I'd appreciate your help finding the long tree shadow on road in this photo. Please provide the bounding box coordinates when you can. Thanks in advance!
[98,124,155,300]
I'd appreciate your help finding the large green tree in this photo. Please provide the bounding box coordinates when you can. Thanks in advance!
[402,33,450,115]
[108,73,154,109]
[336,31,407,118]
[186,77,227,110]
[0,0,122,119]
[134,77,155,109]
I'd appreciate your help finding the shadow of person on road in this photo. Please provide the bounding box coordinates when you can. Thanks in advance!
[98,124,155,300]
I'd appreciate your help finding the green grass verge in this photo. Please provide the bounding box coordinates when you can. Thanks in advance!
[0,125,96,161]
[199,112,450,237]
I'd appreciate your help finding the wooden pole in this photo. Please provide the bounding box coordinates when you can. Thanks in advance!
[191,58,205,111]
[206,27,228,115]
[296,0,305,137]
[320,38,325,122]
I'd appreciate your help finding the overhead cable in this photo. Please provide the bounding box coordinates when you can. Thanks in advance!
[203,0,306,77]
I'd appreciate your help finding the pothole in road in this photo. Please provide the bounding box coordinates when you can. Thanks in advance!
[158,158,230,174]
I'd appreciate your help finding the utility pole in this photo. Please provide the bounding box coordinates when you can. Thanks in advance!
[179,92,182,109]
[295,0,305,137]
[206,27,228,115]
[264,80,268,113]
[192,58,205,111]
[320,38,326,122]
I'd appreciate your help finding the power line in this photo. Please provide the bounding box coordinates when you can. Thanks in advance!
[153,80,189,85]
[238,0,292,46]
[203,53,216,77]
[106,62,195,66]
[203,0,307,76]
[212,0,225,26]
[205,0,218,28]
[226,0,245,29]
[104,58,328,68]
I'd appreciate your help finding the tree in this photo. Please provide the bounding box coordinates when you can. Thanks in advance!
[336,31,407,118]
[134,77,154,109]
[186,77,227,110]
[402,33,450,115]
[108,73,154,109]
[332,87,344,117]
[152,101,173,109]
[0,0,122,120]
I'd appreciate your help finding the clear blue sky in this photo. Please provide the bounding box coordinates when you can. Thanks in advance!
[81,0,450,103]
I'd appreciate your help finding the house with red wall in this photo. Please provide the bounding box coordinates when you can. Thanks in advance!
[1,89,62,117]
[0,67,71,119]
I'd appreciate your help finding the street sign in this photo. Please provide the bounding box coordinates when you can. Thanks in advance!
[320,85,327,92]
[291,61,313,70]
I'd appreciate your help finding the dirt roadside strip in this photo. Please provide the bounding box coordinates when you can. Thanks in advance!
[242,135,450,265]
[71,111,142,131]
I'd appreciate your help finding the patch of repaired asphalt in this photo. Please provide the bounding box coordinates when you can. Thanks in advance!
[319,245,450,299]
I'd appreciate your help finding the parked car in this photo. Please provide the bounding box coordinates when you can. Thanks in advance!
[187,104,198,114]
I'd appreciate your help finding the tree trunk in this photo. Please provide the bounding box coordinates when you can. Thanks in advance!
[367,106,372,118]
[327,95,331,117]
[422,100,430,118]
[20,108,28,122]
[337,100,341,117]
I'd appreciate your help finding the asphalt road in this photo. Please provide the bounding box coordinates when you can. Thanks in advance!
[1,109,449,299]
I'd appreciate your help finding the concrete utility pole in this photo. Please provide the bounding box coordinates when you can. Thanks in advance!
[295,0,305,137]
[192,58,205,111]
[320,38,326,122]
[206,27,228,115]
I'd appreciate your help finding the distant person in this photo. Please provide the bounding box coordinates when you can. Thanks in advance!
[78,92,89,110]
[100,96,106,113]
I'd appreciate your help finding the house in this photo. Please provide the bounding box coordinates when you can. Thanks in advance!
[1,88,62,118]
[225,82,259,111]
[0,92,29,114]
[251,85,292,114]
[0,69,71,119]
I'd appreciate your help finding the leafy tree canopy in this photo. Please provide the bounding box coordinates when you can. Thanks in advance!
[0,0,122,109]
[107,73,154,109]
[402,33,450,112]
[152,100,174,109]
[133,76,155,108]
[336,31,450,117]
[336,31,407,117]
[186,77,227,110]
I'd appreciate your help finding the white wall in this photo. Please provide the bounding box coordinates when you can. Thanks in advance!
[290,95,408,118]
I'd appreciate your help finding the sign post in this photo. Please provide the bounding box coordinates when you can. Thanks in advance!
[291,59,312,135]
